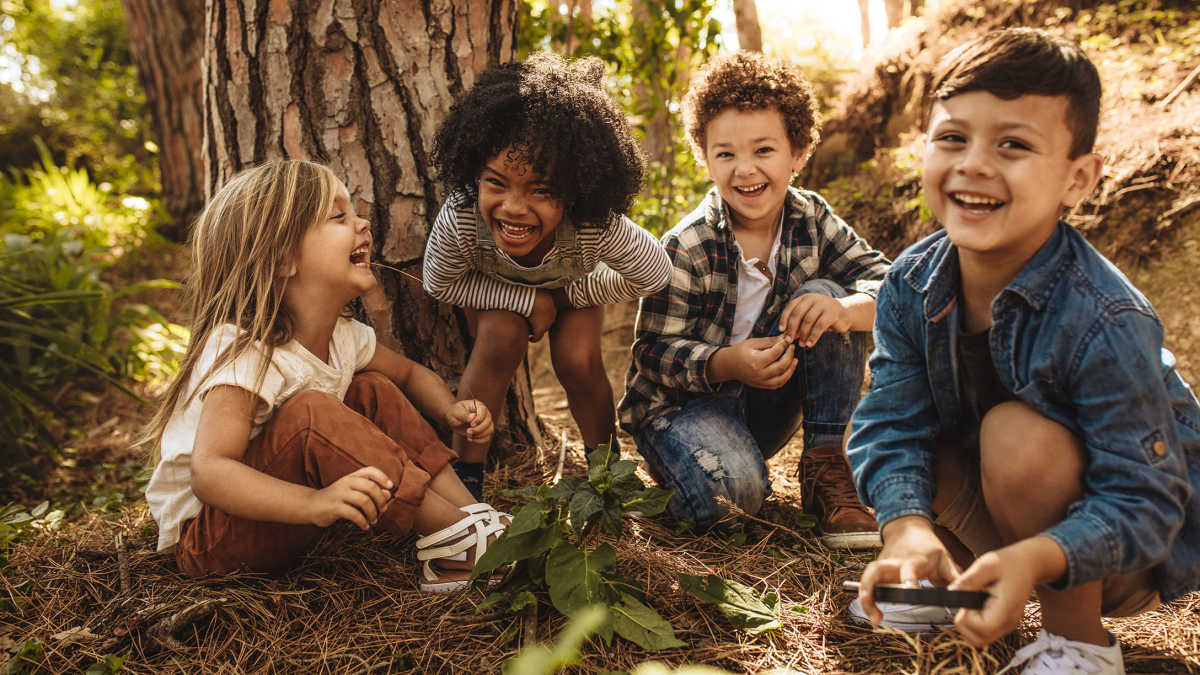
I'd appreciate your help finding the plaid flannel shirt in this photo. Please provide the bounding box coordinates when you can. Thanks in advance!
[618,186,892,434]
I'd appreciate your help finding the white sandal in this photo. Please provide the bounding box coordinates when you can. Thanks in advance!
[415,503,508,593]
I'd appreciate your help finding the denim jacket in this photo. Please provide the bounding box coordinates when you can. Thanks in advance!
[848,222,1200,602]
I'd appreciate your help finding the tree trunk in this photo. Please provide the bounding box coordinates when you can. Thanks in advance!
[201,0,541,455]
[884,0,904,29]
[857,0,871,48]
[732,0,762,53]
[909,0,924,16]
[121,0,206,240]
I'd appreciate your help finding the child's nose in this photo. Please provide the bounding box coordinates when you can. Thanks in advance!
[956,143,995,178]
[500,192,529,215]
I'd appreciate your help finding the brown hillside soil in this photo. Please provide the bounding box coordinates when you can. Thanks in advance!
[4,2,1200,673]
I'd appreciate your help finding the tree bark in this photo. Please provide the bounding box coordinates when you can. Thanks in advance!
[732,0,762,53]
[121,0,206,240]
[201,0,541,455]
[857,0,871,48]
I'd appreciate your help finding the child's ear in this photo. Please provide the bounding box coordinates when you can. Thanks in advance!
[278,258,298,279]
[790,145,810,176]
[1062,152,1102,208]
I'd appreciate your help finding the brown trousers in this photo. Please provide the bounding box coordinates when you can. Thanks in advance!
[176,372,456,576]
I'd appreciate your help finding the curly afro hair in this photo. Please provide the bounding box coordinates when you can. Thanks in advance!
[681,51,819,161]
[433,52,644,228]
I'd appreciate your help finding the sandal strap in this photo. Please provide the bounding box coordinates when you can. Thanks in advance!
[415,505,508,583]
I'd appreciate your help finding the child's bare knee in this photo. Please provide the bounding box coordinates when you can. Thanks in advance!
[980,401,1084,497]
[473,312,530,368]
[552,348,606,391]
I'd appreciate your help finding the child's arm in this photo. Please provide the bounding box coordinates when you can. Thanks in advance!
[422,196,539,318]
[362,344,493,444]
[809,194,891,296]
[561,215,672,308]
[190,385,394,529]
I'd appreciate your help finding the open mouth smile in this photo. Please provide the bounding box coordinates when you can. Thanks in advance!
[349,243,371,266]
[949,191,1005,213]
[734,183,768,196]
[496,220,538,242]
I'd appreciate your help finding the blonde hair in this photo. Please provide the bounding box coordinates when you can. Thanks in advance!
[141,160,339,461]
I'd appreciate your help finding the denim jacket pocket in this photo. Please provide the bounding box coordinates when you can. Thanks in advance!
[1140,429,1171,466]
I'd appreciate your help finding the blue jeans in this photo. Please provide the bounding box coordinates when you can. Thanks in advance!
[634,280,868,532]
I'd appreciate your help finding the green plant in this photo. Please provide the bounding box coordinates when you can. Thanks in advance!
[470,442,682,651]
[0,229,183,462]
[0,501,65,563]
[0,639,44,675]
[84,654,125,675]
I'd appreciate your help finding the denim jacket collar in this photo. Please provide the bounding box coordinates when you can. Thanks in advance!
[906,221,1074,319]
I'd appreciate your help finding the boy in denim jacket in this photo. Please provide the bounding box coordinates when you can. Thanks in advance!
[847,28,1200,674]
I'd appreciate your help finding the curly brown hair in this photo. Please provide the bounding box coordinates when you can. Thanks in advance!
[433,52,644,227]
[681,51,819,161]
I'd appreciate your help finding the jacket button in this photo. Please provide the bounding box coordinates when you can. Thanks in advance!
[1154,441,1167,456]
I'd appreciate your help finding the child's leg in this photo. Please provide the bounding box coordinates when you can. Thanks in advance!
[548,304,615,450]
[176,380,486,577]
[634,396,770,532]
[978,401,1106,644]
[746,278,875,547]
[455,310,530,464]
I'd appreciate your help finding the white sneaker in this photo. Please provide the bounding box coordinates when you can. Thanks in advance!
[998,629,1125,674]
[845,579,955,633]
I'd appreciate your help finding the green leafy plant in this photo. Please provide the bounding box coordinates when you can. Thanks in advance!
[677,574,782,634]
[84,654,126,675]
[470,442,682,651]
[0,229,183,463]
[0,639,44,675]
[0,501,65,563]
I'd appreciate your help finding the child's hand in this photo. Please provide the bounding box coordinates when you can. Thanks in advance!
[856,515,962,626]
[720,335,797,389]
[528,290,558,342]
[950,545,1042,647]
[446,399,494,444]
[779,293,853,347]
[307,466,394,529]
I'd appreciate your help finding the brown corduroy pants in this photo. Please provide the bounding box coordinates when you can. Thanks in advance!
[175,371,456,576]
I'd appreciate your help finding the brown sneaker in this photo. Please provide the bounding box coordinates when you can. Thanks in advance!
[800,444,881,550]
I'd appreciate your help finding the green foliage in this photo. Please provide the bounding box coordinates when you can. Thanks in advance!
[518,0,723,235]
[0,639,43,675]
[84,654,125,675]
[471,441,681,652]
[677,573,781,634]
[501,604,609,675]
[0,501,63,564]
[0,0,157,195]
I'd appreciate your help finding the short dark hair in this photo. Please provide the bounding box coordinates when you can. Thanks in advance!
[681,51,819,160]
[433,52,644,227]
[931,28,1101,157]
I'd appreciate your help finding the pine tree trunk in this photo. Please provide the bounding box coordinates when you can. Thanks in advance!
[201,0,541,455]
[732,0,762,53]
[121,0,205,240]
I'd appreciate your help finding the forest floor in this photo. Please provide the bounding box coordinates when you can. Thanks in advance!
[2,292,1199,674]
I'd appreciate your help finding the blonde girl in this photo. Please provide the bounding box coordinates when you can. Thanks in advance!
[144,160,506,591]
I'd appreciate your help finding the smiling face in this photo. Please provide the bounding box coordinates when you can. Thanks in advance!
[288,179,375,302]
[702,107,807,232]
[476,148,565,265]
[923,91,1101,264]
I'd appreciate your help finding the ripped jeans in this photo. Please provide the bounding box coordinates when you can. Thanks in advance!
[633,280,868,532]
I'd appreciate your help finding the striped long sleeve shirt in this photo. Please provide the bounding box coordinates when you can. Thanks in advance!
[422,191,672,316]
[618,186,892,433]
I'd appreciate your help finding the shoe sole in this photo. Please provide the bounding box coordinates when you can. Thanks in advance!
[845,613,953,634]
[820,531,882,549]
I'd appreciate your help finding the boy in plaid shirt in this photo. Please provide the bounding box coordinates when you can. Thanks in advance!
[618,52,890,547]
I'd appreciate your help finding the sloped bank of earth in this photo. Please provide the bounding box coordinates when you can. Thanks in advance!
[807,0,1200,384]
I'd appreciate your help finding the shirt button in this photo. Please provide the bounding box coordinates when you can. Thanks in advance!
[1154,441,1167,456]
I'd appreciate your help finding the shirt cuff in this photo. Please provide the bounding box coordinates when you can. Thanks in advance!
[868,473,935,531]
[1041,513,1119,591]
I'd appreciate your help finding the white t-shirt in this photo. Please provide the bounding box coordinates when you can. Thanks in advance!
[145,317,377,552]
[730,226,783,344]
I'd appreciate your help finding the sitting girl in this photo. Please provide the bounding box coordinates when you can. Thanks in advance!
[144,160,506,592]
[422,53,671,498]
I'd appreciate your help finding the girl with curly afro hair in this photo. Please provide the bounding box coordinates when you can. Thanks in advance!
[619,52,891,548]
[422,52,670,498]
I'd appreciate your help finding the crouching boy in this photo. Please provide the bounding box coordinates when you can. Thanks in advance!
[847,28,1200,674]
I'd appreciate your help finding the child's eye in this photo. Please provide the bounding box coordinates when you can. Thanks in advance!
[483,177,504,188]
[715,151,733,160]
[755,146,775,155]
[999,139,1031,151]
[330,212,346,221]
[934,133,966,144]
